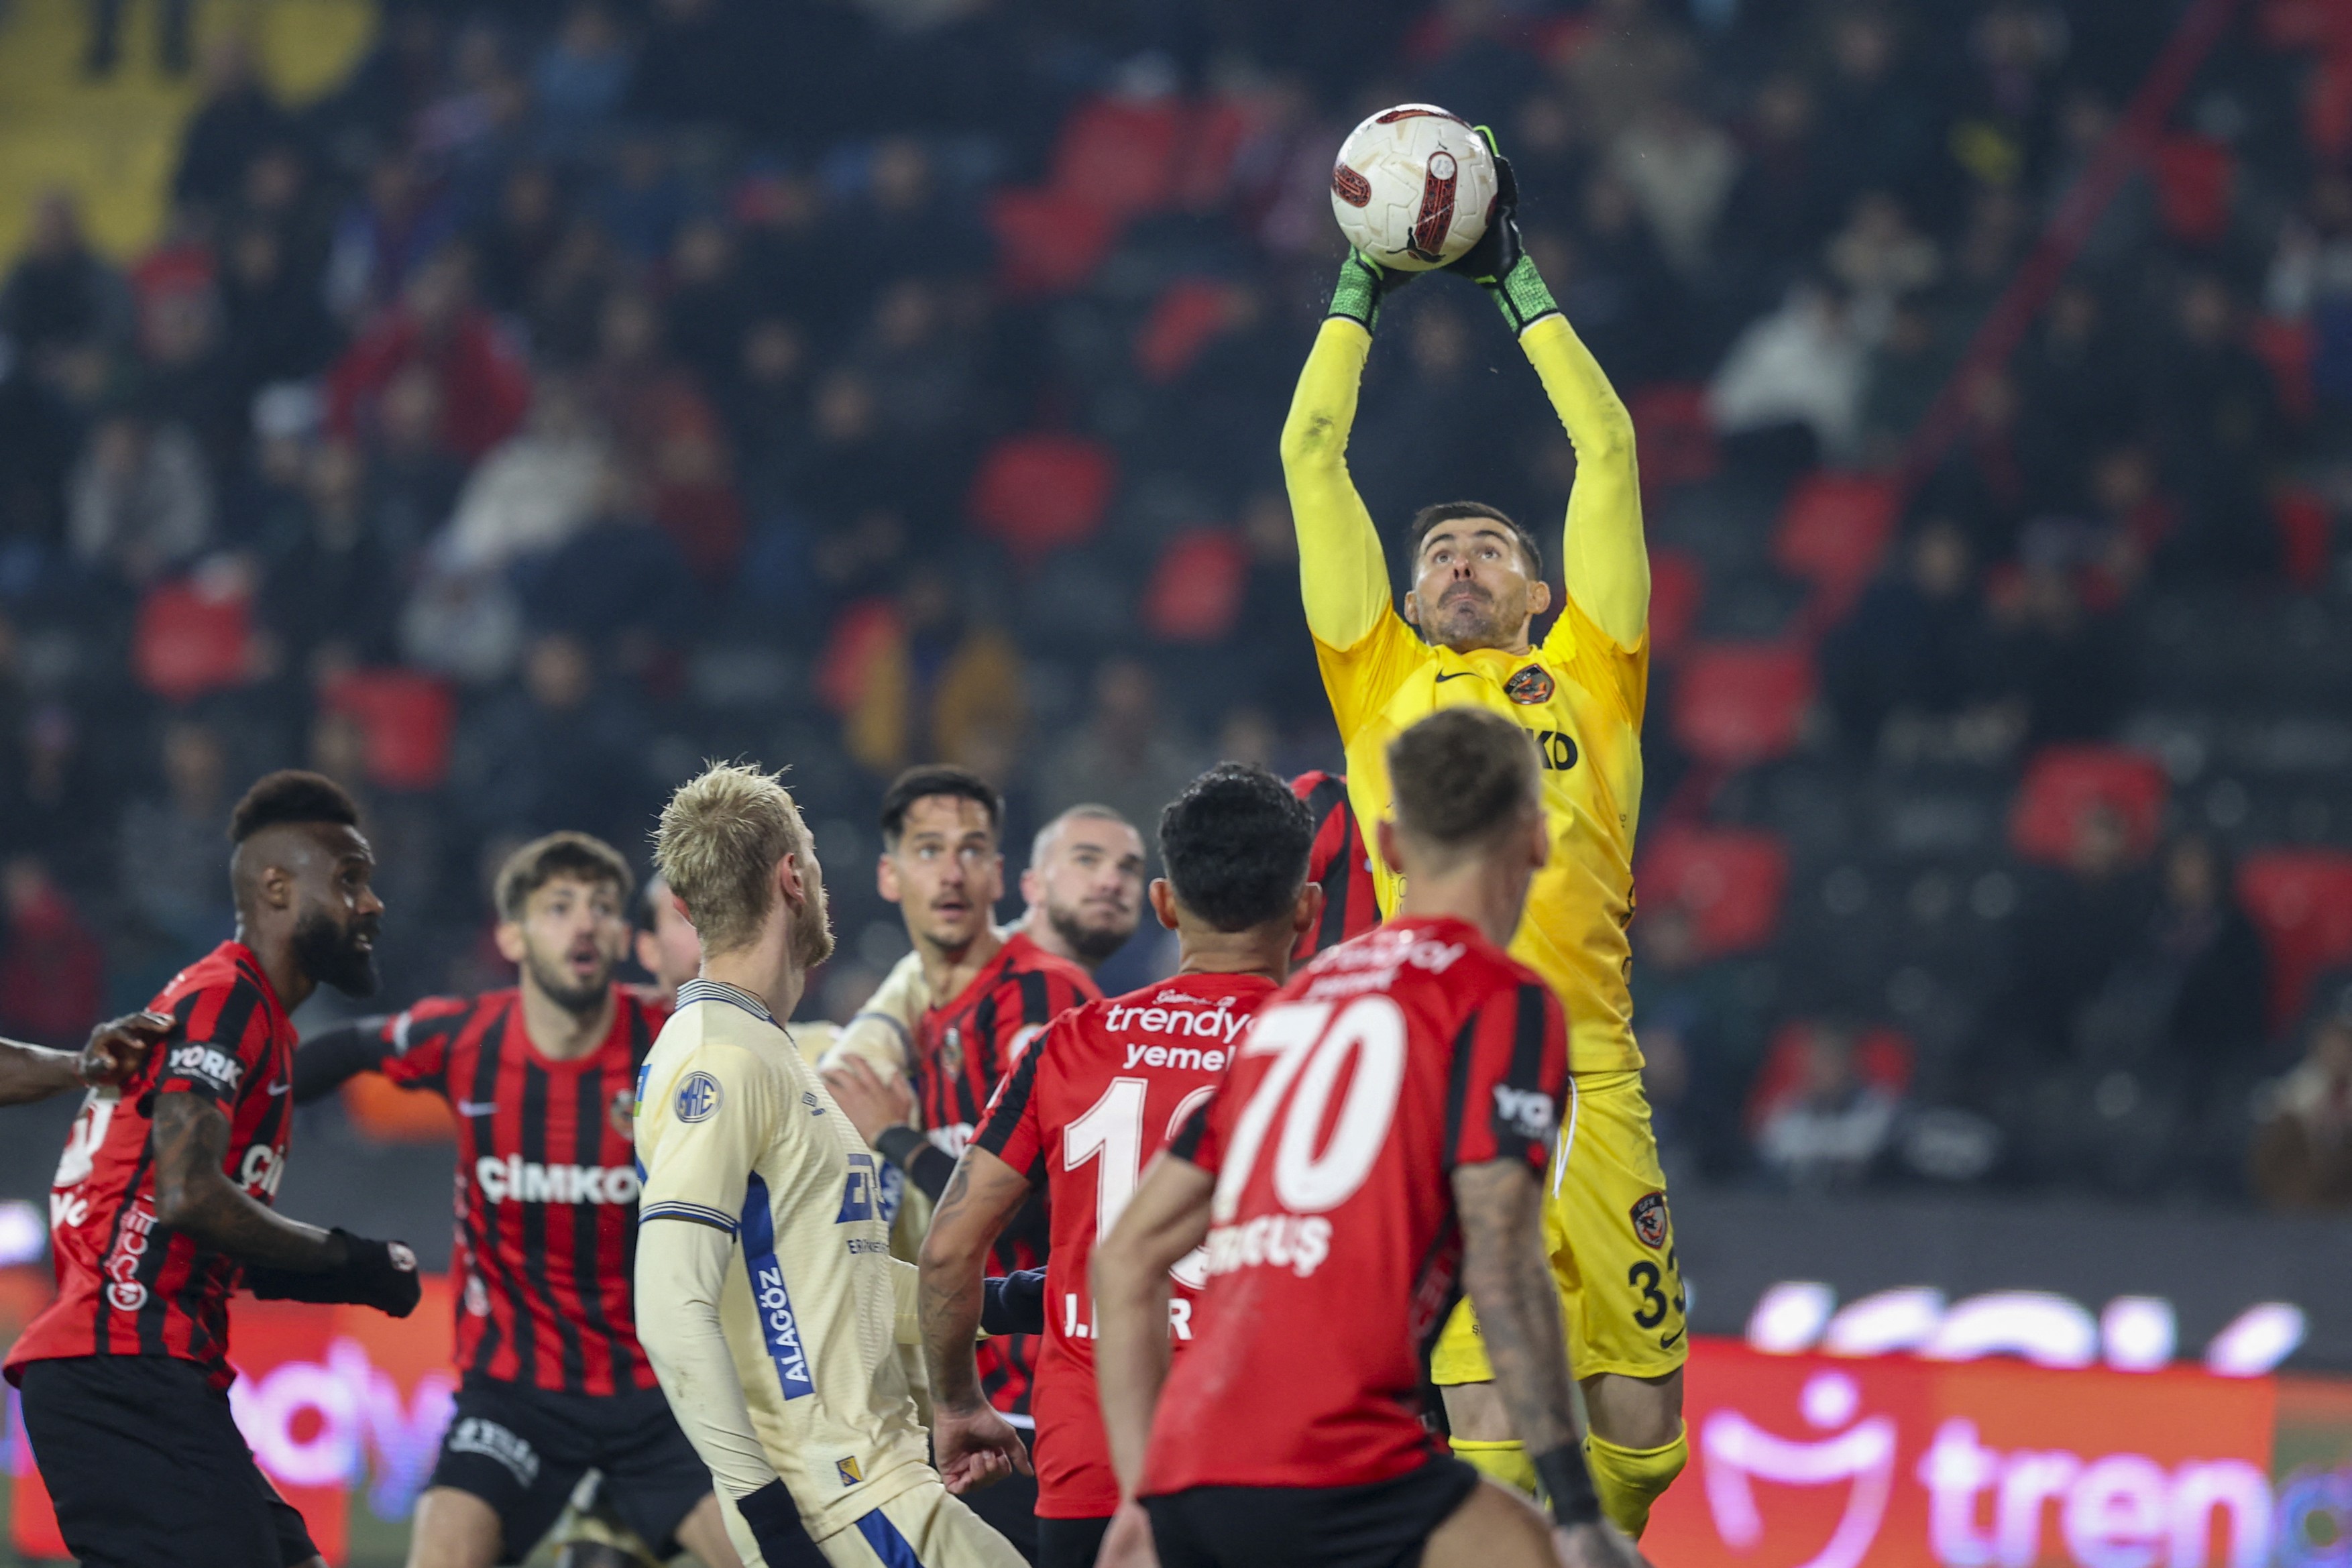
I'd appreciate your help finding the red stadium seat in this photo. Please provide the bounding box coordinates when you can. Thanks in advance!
[989,188,1121,296]
[1135,278,1237,384]
[2253,315,2315,424]
[2152,136,2237,246]
[1773,472,1899,623]
[1628,384,1717,494]
[2275,488,2333,590]
[2237,850,2352,1034]
[1647,549,1704,663]
[2007,745,2168,864]
[1142,528,1247,642]
[1743,1021,1914,1133]
[1671,642,1816,767]
[1636,826,1789,956]
[132,574,256,704]
[321,670,456,792]
[1051,97,1183,219]
[968,433,1119,559]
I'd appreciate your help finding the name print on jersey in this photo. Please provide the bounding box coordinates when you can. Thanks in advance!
[472,1156,640,1205]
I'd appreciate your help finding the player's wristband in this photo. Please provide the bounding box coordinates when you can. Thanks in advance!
[1533,1443,1604,1528]
[737,1479,828,1568]
[1484,256,1559,337]
[873,1125,928,1170]
[1327,251,1392,331]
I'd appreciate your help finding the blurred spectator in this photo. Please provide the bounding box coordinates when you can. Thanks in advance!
[1987,560,2132,747]
[532,3,634,160]
[666,217,757,402]
[1823,519,1991,747]
[470,164,567,319]
[592,133,688,265]
[2003,803,2152,1062]
[325,153,458,325]
[1035,658,1202,849]
[439,376,609,574]
[117,719,234,950]
[219,217,340,406]
[1824,191,1940,309]
[327,246,532,463]
[172,38,291,215]
[1751,1021,1905,1189]
[1708,280,1872,463]
[1609,96,1739,279]
[449,631,651,845]
[0,858,103,1046]
[2137,836,2268,1080]
[0,192,129,372]
[2251,1009,2352,1210]
[822,569,1025,779]
[1632,901,1762,1180]
[66,407,213,584]
[261,441,402,677]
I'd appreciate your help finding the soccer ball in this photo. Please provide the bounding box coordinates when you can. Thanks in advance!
[1329,105,1496,271]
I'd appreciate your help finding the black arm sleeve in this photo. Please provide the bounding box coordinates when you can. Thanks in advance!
[872,1125,960,1204]
[292,1023,395,1105]
[981,1268,1048,1337]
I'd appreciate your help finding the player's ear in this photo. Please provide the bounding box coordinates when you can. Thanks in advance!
[1020,863,1042,908]
[1147,879,1180,931]
[1375,817,1403,877]
[1400,589,1423,628]
[670,891,694,929]
[876,851,900,904]
[1526,577,1551,617]
[1292,881,1325,943]
[776,852,806,908]
[492,921,526,964]
[634,929,661,974]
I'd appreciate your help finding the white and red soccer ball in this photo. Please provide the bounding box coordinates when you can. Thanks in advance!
[1329,105,1497,270]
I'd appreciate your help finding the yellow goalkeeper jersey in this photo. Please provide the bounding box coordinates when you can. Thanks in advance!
[1286,313,1649,1075]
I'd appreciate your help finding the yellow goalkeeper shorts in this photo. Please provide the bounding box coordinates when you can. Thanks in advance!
[1431,1070,1687,1385]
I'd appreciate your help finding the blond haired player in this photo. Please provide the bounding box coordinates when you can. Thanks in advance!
[634,763,1024,1568]
[1285,131,1685,1534]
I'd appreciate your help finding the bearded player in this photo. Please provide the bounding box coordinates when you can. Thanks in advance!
[915,765,1320,1568]
[1282,130,1685,1532]
[293,833,742,1568]
[9,771,422,1568]
[1091,710,1633,1568]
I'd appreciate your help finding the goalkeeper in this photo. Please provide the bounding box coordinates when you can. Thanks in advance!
[1286,129,1685,1538]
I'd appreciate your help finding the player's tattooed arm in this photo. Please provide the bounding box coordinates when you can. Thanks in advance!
[0,1011,170,1105]
[1092,1151,1215,1498]
[1453,1158,1582,1457]
[150,1090,340,1270]
[917,1147,1039,1494]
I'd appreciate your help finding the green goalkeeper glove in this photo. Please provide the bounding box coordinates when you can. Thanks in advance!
[1446,127,1560,337]
[1326,247,1414,333]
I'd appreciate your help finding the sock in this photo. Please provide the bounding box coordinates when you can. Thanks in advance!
[1451,1438,1538,1497]
[1583,1426,1689,1540]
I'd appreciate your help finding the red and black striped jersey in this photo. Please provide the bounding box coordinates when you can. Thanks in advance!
[1292,771,1380,961]
[915,930,1098,1418]
[373,986,667,1396]
[9,942,297,1392]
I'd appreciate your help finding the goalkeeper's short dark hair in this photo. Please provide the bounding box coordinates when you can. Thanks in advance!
[879,765,1003,848]
[1404,501,1545,581]
[1158,764,1314,932]
[1387,708,1539,849]
[229,771,361,843]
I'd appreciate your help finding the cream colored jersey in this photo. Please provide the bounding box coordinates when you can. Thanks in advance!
[635,978,934,1542]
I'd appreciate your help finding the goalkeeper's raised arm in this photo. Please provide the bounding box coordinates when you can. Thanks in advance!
[1280,251,1403,654]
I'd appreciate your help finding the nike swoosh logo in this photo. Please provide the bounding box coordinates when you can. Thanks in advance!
[267,1082,290,1096]
[456,1100,498,1117]
[1658,1326,1687,1351]
[1435,672,1477,683]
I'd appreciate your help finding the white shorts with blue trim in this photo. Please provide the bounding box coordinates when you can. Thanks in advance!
[725,1476,1025,1568]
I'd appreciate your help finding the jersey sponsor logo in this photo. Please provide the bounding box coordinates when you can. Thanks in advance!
[1121,1042,1231,1074]
[239,1143,285,1199]
[1302,926,1466,1001]
[52,1095,117,1190]
[741,1175,814,1400]
[473,1156,641,1205]
[675,1071,723,1123]
[1205,1213,1334,1280]
[103,1202,158,1311]
[1492,1084,1557,1141]
[447,1416,541,1487]
[455,1100,499,1117]
[1506,665,1555,705]
[1105,997,1252,1048]
[1631,1190,1671,1249]
[50,1192,88,1228]
[1530,728,1578,771]
[836,1154,878,1223]
[165,1042,245,1095]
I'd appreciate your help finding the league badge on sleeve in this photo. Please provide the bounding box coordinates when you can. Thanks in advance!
[676,1071,723,1123]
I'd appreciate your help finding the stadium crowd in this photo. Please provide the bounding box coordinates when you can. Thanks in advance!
[2,0,2351,1205]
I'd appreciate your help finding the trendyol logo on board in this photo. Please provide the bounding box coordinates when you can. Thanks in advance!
[1699,1367,2279,1568]
[1744,1282,2308,1377]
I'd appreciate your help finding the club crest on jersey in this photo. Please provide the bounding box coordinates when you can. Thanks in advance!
[1505,665,1554,706]
[608,1089,634,1139]
[1630,1190,1670,1249]
[675,1071,722,1123]
[941,1026,964,1078]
